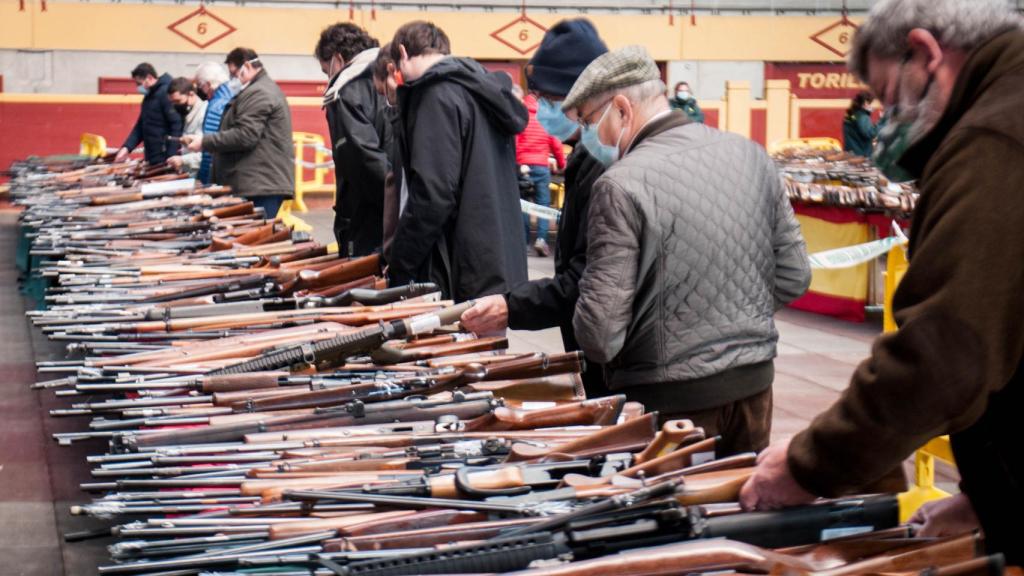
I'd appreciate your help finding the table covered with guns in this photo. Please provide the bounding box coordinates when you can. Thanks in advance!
[5,154,1012,575]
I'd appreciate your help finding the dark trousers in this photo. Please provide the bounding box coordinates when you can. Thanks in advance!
[251,195,287,219]
[657,387,773,457]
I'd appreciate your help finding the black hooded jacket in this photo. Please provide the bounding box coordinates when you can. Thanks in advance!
[389,57,529,301]
[121,73,183,165]
[324,52,391,257]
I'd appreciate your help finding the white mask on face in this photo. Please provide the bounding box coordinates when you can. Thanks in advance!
[676,90,691,101]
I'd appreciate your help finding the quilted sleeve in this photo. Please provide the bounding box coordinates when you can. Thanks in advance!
[573,177,642,364]
[768,165,811,308]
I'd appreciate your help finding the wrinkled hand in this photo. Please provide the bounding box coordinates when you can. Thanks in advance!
[739,438,817,511]
[181,135,203,152]
[167,155,184,169]
[909,494,980,537]
[114,147,130,163]
[460,294,509,335]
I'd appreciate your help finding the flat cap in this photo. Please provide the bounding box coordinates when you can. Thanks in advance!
[561,45,660,112]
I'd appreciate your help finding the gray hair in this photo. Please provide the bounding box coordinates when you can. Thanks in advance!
[195,61,230,87]
[850,0,1023,79]
[592,78,667,108]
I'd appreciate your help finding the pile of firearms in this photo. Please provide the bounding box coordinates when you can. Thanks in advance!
[773,149,918,215]
[8,155,1007,575]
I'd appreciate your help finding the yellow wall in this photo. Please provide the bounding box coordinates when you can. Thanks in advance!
[1,3,860,62]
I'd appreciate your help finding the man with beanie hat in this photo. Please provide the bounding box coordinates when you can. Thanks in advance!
[561,46,811,455]
[461,19,610,398]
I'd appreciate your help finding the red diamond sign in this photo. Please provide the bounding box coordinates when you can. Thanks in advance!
[490,15,547,56]
[168,5,237,50]
[810,16,858,58]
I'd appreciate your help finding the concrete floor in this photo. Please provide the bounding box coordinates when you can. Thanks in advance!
[0,205,956,575]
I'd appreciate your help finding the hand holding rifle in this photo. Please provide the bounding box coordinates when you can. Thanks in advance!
[738,437,815,511]
[460,294,509,335]
[180,134,203,153]
[114,147,130,163]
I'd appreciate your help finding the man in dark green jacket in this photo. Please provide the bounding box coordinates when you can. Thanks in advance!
[669,81,705,124]
[741,0,1024,563]
[184,48,294,218]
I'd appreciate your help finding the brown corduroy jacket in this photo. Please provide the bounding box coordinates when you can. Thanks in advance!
[787,30,1024,562]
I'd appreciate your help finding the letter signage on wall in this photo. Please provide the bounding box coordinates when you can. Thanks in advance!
[764,62,869,99]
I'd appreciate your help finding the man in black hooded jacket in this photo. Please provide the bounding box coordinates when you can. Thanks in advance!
[316,23,390,257]
[115,63,183,166]
[387,22,528,302]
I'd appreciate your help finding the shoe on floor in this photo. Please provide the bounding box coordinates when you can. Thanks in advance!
[533,239,551,258]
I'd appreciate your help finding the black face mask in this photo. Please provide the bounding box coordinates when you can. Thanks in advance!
[196,87,209,101]
[175,104,193,116]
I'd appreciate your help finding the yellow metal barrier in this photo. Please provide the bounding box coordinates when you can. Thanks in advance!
[276,200,313,233]
[79,133,108,158]
[292,132,335,214]
[884,243,955,521]
[767,137,842,155]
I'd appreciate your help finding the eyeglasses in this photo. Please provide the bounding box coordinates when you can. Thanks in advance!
[577,98,614,129]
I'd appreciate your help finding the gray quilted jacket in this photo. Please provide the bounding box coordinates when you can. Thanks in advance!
[573,113,810,391]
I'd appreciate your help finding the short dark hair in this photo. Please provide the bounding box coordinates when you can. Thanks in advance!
[847,90,874,115]
[389,21,451,63]
[225,47,261,69]
[315,23,379,64]
[168,77,195,96]
[131,63,158,80]
[373,42,395,82]
[674,81,690,91]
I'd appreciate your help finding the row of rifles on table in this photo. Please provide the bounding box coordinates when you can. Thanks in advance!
[772,149,919,215]
[7,155,1004,575]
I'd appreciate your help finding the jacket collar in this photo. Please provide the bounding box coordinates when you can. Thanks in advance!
[323,47,380,107]
[900,30,1024,178]
[626,109,691,155]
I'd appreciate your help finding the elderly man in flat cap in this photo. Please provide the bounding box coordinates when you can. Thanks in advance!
[562,45,811,456]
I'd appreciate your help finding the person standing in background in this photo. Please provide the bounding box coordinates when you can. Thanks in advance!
[315,23,390,257]
[843,91,878,157]
[115,63,183,165]
[517,92,567,257]
[371,44,404,261]
[193,62,234,185]
[165,77,207,178]
[183,48,294,218]
[669,81,705,124]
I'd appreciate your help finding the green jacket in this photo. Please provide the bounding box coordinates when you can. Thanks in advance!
[670,96,705,124]
[204,69,294,198]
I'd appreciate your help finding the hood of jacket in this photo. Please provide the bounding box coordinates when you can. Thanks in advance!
[323,47,380,107]
[406,56,527,135]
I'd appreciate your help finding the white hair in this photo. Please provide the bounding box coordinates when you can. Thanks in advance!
[195,61,230,87]
[850,0,1023,79]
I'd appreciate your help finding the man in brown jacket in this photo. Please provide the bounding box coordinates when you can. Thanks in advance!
[740,0,1024,562]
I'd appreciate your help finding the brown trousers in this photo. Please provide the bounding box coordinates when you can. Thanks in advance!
[657,387,773,457]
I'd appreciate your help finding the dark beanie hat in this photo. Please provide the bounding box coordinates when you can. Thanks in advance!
[526,19,608,98]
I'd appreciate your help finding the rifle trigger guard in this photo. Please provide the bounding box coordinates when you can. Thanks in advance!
[454,467,530,499]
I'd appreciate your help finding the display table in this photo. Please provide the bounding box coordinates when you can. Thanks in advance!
[790,203,908,322]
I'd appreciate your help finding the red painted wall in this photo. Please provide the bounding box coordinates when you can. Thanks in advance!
[798,108,845,141]
[704,108,719,129]
[750,108,767,147]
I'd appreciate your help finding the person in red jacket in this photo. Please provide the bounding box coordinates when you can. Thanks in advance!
[517,93,566,257]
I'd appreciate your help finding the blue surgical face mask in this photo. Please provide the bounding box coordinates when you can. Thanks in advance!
[136,85,149,96]
[536,97,578,141]
[581,103,625,168]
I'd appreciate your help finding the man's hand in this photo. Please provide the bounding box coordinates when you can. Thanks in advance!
[167,156,184,169]
[114,147,130,163]
[460,294,510,335]
[181,135,203,152]
[909,494,980,537]
[739,438,817,511]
